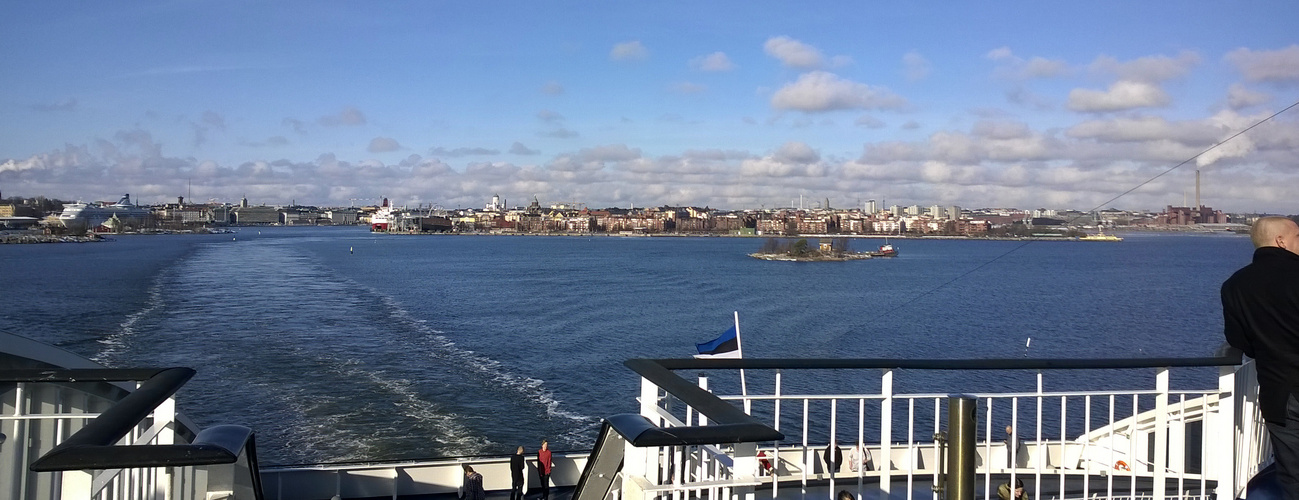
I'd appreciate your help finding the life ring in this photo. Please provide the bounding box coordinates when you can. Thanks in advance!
[1114,460,1130,471]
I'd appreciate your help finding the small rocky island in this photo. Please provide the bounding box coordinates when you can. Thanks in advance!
[749,237,878,261]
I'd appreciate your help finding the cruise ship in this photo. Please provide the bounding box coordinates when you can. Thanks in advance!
[0,330,1276,500]
[58,194,154,230]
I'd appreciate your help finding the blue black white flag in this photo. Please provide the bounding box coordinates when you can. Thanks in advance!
[695,325,741,359]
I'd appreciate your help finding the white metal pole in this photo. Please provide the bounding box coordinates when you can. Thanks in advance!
[735,311,748,399]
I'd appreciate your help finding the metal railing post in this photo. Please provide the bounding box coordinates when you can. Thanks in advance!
[945,395,977,500]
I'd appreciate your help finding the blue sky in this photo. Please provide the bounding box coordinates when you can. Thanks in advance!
[2,1,1298,212]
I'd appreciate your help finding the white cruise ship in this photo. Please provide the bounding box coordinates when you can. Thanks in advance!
[58,194,154,229]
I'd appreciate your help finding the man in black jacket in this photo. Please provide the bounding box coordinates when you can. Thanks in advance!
[1223,216,1299,500]
[510,446,526,500]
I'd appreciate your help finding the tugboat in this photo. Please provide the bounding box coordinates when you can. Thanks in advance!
[868,243,898,257]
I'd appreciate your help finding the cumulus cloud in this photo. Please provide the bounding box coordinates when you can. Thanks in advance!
[671,82,707,94]
[368,137,401,152]
[201,111,226,130]
[31,98,78,112]
[1066,116,1219,144]
[240,136,290,148]
[318,106,367,127]
[538,128,579,138]
[1068,81,1169,112]
[610,41,648,61]
[1226,45,1299,84]
[903,51,932,81]
[740,143,828,178]
[770,71,908,112]
[1226,84,1271,110]
[764,36,824,69]
[986,47,1070,79]
[510,142,540,155]
[692,52,736,72]
[283,118,308,134]
[429,146,500,157]
[541,81,565,95]
[1089,51,1200,82]
[773,142,820,164]
[855,115,886,129]
[537,109,564,122]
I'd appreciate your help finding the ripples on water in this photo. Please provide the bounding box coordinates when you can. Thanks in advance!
[0,228,1252,464]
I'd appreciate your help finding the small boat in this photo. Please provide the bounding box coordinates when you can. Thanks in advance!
[868,243,898,257]
[1079,228,1123,241]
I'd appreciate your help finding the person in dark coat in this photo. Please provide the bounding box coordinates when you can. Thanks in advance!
[1223,216,1299,500]
[510,445,526,500]
[823,443,842,474]
[461,464,485,500]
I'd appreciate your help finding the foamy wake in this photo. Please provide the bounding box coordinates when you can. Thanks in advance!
[92,273,167,366]
[371,291,600,447]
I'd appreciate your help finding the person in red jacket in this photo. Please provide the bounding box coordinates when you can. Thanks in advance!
[537,439,553,500]
[1223,216,1299,500]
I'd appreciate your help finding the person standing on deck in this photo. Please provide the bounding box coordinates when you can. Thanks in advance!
[537,440,553,500]
[510,446,526,500]
[1223,216,1299,500]
[461,464,486,500]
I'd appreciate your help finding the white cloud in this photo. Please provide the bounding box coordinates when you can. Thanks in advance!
[1020,57,1069,78]
[1226,84,1271,110]
[537,110,564,122]
[541,81,565,95]
[318,106,367,127]
[764,36,824,69]
[610,41,648,61]
[31,98,78,112]
[1089,51,1200,82]
[986,47,1070,79]
[1226,45,1299,84]
[770,71,907,112]
[671,82,707,94]
[1066,116,1218,144]
[201,111,226,130]
[692,52,736,72]
[368,137,401,153]
[773,142,820,164]
[510,142,540,155]
[430,146,499,157]
[855,115,886,129]
[1068,81,1169,112]
[903,51,932,81]
[985,47,1014,61]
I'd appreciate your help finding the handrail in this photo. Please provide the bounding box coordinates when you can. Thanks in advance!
[26,367,255,472]
[624,359,784,445]
[647,353,1243,372]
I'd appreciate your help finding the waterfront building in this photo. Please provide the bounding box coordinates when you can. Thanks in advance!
[1157,205,1228,225]
[233,206,282,225]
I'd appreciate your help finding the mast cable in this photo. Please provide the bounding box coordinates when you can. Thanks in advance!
[863,98,1299,328]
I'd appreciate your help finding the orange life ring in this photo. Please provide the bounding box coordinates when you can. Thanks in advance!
[1114,460,1130,471]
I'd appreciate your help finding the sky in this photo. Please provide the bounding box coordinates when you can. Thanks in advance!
[2,1,1298,213]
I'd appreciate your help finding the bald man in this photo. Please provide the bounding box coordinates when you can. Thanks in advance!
[1223,216,1299,499]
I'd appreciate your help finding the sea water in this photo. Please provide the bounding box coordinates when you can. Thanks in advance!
[0,227,1252,464]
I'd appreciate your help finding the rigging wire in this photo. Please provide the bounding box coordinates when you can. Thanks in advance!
[863,98,1299,328]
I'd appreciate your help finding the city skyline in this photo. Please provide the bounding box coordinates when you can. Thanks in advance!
[2,2,1298,213]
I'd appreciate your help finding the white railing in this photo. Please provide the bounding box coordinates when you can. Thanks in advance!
[3,377,259,500]
[627,358,1268,500]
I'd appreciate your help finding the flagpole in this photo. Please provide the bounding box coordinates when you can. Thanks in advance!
[735,310,748,402]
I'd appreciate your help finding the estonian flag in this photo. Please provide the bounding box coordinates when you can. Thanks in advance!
[695,326,741,359]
